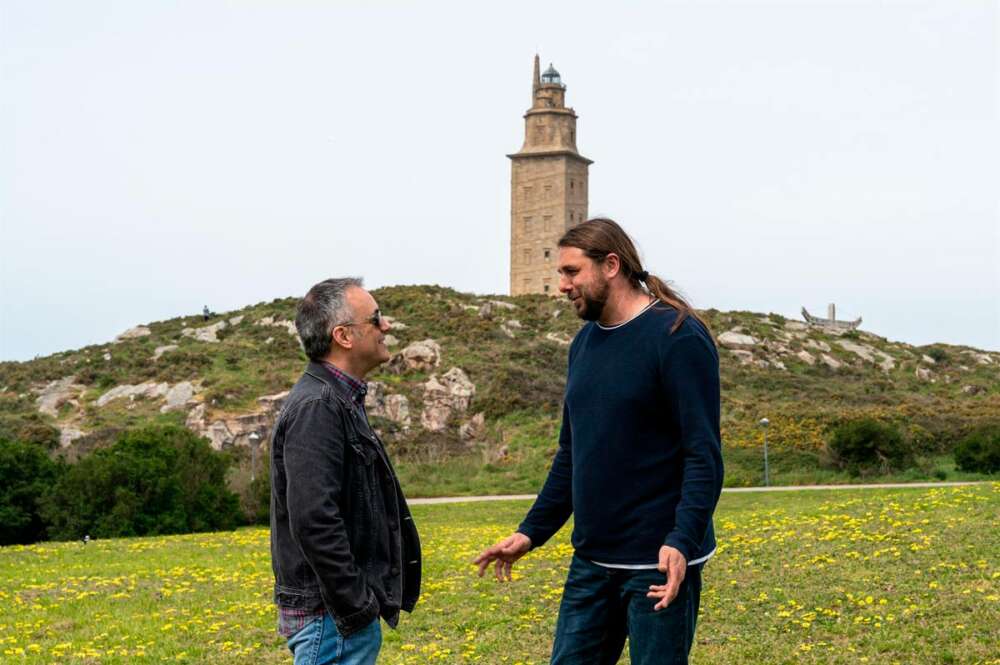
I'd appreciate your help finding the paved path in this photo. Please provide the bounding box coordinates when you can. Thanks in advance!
[408,481,986,505]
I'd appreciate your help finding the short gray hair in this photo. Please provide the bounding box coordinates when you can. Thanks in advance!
[295,277,363,361]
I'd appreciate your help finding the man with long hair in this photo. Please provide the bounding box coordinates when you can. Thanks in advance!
[474,218,724,664]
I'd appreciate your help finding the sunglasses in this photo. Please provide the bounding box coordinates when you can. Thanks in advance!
[337,308,384,329]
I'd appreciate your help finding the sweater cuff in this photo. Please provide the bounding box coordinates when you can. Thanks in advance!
[663,533,694,563]
[516,524,547,551]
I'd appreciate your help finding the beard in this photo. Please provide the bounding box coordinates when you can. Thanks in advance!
[573,276,610,321]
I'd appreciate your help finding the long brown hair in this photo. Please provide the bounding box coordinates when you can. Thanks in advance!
[558,217,713,337]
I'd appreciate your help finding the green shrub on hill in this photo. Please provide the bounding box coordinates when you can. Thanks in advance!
[40,424,242,541]
[924,346,950,364]
[826,418,913,476]
[0,438,64,545]
[953,426,1000,474]
[0,411,60,449]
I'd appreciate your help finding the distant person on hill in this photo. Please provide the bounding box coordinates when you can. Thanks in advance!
[270,277,421,665]
[474,218,724,664]
[202,305,210,321]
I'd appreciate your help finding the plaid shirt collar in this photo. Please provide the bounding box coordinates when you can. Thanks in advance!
[321,362,367,408]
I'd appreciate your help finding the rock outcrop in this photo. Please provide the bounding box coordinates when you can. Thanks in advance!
[58,426,85,448]
[115,326,151,342]
[34,376,83,417]
[153,344,179,360]
[545,331,571,346]
[96,382,169,407]
[459,412,486,442]
[820,354,842,370]
[186,391,288,450]
[500,319,522,338]
[805,339,832,353]
[258,317,297,337]
[160,382,196,413]
[182,321,227,343]
[730,350,755,366]
[420,368,475,432]
[718,331,758,351]
[390,339,442,373]
[365,381,411,428]
[837,340,896,371]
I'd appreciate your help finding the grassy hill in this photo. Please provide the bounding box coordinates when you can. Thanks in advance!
[1,285,998,496]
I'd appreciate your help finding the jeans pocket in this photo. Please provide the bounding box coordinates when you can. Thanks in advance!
[340,617,382,665]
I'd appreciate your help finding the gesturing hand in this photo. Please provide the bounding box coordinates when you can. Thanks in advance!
[646,545,687,610]
[472,532,532,582]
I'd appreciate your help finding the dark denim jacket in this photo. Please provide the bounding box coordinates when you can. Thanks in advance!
[270,362,421,636]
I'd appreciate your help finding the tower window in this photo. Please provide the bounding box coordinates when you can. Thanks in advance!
[523,216,532,234]
[523,186,533,201]
[570,180,574,191]
[544,248,551,260]
[543,215,552,231]
[543,284,550,293]
[523,248,531,264]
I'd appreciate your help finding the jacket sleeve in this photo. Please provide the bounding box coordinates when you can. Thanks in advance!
[660,332,725,561]
[282,397,378,633]
[517,400,574,548]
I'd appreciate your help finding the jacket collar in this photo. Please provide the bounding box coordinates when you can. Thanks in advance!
[304,360,367,406]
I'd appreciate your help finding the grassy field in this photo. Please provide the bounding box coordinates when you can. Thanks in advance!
[1,484,997,664]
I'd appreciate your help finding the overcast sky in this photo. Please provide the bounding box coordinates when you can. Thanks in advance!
[2,0,998,361]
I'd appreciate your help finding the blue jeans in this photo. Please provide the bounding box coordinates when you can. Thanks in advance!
[286,613,381,665]
[550,555,702,665]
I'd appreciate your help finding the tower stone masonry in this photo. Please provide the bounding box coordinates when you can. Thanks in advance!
[508,55,593,296]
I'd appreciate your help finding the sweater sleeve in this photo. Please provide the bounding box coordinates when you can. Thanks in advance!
[660,331,725,561]
[517,400,574,548]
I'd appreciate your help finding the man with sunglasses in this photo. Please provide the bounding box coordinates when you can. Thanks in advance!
[270,277,421,665]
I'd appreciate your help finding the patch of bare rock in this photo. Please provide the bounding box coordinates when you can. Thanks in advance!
[500,319,522,338]
[718,331,759,351]
[420,368,475,432]
[389,339,441,373]
[95,382,169,407]
[34,376,85,417]
[836,340,896,371]
[153,344,179,360]
[182,320,227,343]
[545,331,572,346]
[366,382,411,429]
[186,391,288,450]
[115,326,151,342]
[257,316,298,337]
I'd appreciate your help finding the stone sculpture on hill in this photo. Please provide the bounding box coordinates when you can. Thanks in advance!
[801,303,861,333]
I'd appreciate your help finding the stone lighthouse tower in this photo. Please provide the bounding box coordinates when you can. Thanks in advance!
[508,55,593,296]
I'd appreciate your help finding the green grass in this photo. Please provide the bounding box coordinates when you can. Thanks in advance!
[391,413,998,497]
[1,484,997,663]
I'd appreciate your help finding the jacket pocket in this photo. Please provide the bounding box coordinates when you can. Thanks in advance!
[274,583,323,609]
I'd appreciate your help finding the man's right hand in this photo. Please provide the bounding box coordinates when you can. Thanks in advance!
[472,532,532,582]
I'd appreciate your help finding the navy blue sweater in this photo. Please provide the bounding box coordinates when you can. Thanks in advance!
[518,303,724,564]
